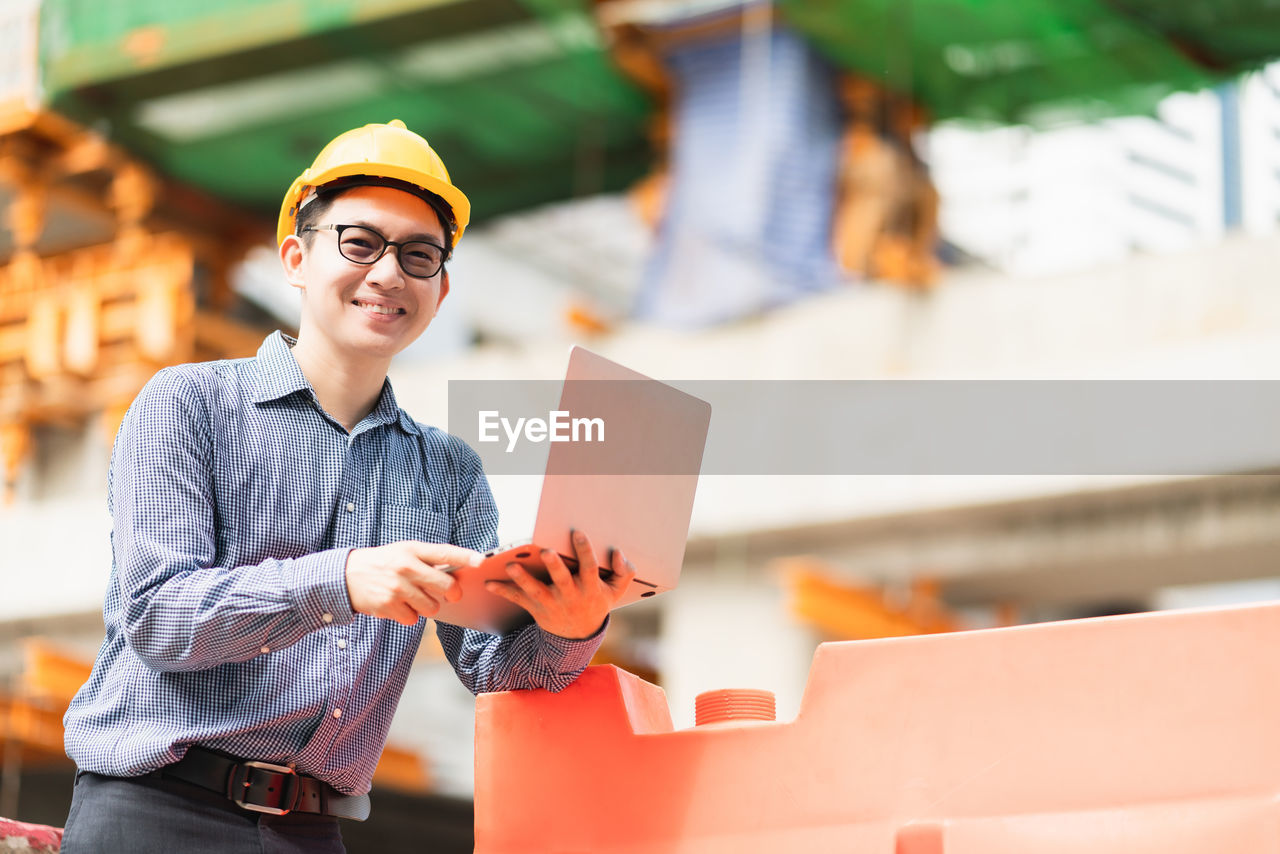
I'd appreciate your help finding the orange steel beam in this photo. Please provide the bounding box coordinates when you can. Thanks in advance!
[780,557,960,639]
[371,744,433,794]
[18,640,92,707]
[1,640,434,791]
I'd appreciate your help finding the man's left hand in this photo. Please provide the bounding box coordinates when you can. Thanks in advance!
[484,530,636,639]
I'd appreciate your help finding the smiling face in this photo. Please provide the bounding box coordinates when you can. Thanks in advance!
[280,184,451,368]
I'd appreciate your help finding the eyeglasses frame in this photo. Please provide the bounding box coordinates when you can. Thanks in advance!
[302,223,448,279]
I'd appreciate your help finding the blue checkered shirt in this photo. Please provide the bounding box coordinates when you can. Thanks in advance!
[63,331,604,795]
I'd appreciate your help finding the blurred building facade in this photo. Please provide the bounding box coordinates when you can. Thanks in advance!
[930,63,1280,276]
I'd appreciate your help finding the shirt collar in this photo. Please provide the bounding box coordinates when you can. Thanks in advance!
[249,331,311,404]
[250,331,421,437]
[395,408,422,436]
[371,377,421,436]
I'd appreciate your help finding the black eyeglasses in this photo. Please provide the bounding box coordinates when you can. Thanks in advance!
[303,224,447,279]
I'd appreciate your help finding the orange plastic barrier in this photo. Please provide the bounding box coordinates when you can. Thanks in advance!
[0,818,61,853]
[475,602,1280,853]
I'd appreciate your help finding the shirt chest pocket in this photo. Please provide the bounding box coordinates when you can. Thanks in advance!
[378,504,453,546]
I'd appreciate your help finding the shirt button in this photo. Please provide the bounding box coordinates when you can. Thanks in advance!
[260,646,270,654]
[322,613,333,624]
[345,502,355,513]
[336,639,347,649]
[333,709,343,719]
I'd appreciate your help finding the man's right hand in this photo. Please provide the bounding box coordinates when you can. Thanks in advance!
[345,541,483,626]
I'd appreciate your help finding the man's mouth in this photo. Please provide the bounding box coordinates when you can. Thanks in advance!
[352,299,405,316]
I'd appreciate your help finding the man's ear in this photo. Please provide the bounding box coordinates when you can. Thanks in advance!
[280,234,306,291]
[435,269,451,309]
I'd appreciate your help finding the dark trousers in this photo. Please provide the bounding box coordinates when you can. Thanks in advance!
[60,770,346,854]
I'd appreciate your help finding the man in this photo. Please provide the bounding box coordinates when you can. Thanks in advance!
[60,120,635,853]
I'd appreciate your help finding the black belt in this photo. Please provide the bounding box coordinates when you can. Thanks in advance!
[160,746,371,821]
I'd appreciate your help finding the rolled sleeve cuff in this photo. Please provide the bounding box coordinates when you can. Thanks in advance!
[287,548,356,628]
[537,615,609,671]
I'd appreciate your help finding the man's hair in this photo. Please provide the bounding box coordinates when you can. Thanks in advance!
[295,180,456,258]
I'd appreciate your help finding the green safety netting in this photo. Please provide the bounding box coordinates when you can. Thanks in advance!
[39,0,653,222]
[35,0,1280,222]
[779,0,1280,124]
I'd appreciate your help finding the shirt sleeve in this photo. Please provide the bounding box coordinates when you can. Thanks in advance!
[433,435,607,694]
[110,368,355,673]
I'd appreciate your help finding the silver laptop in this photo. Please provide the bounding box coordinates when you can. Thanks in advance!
[435,346,712,634]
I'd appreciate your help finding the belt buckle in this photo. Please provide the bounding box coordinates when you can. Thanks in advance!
[230,760,300,815]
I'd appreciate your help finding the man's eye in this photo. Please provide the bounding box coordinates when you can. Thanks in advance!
[407,245,443,262]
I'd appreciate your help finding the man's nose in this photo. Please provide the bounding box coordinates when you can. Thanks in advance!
[366,246,408,287]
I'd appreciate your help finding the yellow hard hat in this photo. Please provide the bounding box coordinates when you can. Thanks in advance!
[276,119,471,247]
